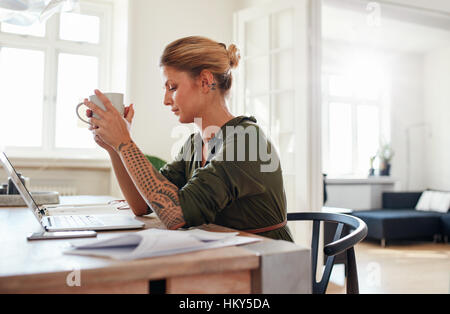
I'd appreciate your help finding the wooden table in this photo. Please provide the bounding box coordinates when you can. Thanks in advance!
[0,197,311,294]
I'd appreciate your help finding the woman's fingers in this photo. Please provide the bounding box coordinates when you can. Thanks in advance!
[94,89,116,112]
[125,104,135,123]
[89,116,104,128]
[84,99,107,119]
[94,134,103,143]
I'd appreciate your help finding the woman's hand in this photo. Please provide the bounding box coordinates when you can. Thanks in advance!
[87,104,135,153]
[87,101,135,153]
[85,89,135,152]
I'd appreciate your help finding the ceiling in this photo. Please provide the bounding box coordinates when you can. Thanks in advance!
[322,3,450,54]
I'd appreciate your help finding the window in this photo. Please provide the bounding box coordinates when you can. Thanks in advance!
[0,1,112,158]
[55,53,99,149]
[0,48,45,147]
[1,22,46,37]
[322,61,388,177]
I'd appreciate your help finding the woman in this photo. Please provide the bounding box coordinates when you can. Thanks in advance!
[85,36,293,241]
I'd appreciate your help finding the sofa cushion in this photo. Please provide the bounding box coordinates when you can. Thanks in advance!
[352,210,442,241]
[382,192,422,209]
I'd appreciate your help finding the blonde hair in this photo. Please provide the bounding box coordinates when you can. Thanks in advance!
[160,36,241,94]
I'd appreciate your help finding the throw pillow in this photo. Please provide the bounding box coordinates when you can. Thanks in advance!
[429,191,450,213]
[415,191,432,212]
[416,191,450,213]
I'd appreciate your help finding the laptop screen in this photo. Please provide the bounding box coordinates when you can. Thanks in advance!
[0,152,45,221]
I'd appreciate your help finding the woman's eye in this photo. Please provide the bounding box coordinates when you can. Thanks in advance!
[169,86,177,92]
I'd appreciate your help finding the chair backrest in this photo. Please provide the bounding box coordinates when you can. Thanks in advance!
[287,212,368,294]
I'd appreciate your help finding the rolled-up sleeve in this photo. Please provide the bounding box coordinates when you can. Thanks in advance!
[159,160,186,190]
[178,160,267,227]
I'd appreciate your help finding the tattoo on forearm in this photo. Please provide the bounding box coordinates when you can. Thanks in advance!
[117,142,129,153]
[119,141,186,229]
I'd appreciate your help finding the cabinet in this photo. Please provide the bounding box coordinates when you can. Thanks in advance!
[325,177,397,211]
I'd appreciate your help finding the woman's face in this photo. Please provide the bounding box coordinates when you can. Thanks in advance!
[161,66,203,124]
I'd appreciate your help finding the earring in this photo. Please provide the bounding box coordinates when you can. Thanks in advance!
[208,83,217,91]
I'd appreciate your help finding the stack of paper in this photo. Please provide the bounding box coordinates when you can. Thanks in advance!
[65,229,261,260]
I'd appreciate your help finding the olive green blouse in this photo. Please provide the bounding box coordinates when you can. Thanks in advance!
[159,116,293,242]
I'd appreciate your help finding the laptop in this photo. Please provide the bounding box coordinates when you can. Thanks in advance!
[0,152,145,232]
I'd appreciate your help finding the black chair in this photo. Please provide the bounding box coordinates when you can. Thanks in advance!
[287,212,368,294]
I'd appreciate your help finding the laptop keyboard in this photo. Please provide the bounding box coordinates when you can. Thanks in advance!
[51,215,103,228]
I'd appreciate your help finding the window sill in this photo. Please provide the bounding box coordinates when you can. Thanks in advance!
[326,176,397,185]
[8,156,112,170]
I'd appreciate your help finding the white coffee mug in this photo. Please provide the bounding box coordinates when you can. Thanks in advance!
[76,92,125,125]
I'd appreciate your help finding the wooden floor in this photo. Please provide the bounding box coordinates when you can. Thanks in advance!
[326,240,450,294]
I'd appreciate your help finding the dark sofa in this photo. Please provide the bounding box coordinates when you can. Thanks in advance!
[351,192,450,247]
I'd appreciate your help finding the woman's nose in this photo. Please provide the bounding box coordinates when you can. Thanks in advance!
[164,91,173,106]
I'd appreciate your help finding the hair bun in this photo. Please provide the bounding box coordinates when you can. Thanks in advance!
[227,44,241,69]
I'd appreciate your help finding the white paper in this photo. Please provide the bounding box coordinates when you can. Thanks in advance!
[183,229,239,241]
[64,228,260,260]
[74,233,142,249]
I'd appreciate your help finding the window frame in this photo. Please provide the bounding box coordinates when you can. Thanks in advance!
[0,0,113,160]
[322,68,384,177]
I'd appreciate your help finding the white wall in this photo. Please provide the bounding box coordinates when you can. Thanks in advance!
[389,53,427,191]
[402,0,450,192]
[386,0,450,192]
[238,0,275,9]
[127,0,239,163]
[424,46,450,191]
[108,0,129,94]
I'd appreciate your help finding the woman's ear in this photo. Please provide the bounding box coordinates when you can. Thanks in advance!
[199,70,215,93]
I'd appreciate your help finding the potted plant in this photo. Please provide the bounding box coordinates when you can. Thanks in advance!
[377,141,394,176]
[368,155,376,177]
[144,155,167,171]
